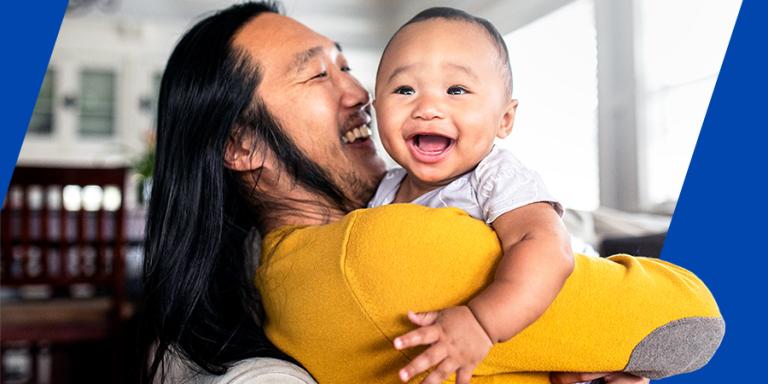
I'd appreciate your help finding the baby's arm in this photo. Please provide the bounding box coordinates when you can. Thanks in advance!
[393,202,573,383]
[468,201,574,343]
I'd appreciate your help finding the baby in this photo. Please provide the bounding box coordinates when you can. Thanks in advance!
[369,7,575,384]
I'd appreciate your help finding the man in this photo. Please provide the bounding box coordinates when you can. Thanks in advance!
[143,2,712,383]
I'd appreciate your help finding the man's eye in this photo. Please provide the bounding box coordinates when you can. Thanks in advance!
[447,86,467,95]
[311,71,328,80]
[394,86,415,95]
[340,65,351,72]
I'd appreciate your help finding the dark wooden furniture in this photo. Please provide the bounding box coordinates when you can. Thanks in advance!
[600,233,667,259]
[1,166,129,383]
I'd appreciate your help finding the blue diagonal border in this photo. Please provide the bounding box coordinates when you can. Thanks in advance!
[0,0,68,203]
[661,0,766,382]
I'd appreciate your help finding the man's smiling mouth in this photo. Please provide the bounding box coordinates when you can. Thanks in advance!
[341,125,372,143]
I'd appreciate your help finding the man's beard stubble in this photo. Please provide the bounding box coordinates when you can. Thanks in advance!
[242,100,377,215]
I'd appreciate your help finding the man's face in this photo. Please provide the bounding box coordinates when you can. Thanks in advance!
[374,19,516,186]
[233,13,386,205]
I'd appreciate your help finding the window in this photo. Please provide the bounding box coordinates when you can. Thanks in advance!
[502,0,599,211]
[28,70,55,134]
[79,70,116,136]
[636,0,741,208]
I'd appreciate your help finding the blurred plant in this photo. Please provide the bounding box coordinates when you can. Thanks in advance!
[133,129,155,179]
[133,130,155,204]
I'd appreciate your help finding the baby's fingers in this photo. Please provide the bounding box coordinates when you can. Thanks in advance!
[456,367,474,384]
[421,359,460,384]
[394,325,441,350]
[398,344,447,382]
[408,310,438,326]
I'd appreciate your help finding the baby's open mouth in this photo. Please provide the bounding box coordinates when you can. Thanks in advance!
[407,134,455,163]
[413,134,453,153]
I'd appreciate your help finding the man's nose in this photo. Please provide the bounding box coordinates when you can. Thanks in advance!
[339,73,371,109]
[411,94,445,120]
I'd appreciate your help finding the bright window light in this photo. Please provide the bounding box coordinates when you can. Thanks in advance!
[637,0,742,208]
[502,0,599,211]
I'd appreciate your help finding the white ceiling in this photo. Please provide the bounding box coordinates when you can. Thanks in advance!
[65,0,575,50]
[67,0,392,48]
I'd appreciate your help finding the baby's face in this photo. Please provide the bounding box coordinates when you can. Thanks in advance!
[374,19,517,186]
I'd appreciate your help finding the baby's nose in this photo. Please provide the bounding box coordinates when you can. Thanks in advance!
[412,97,445,120]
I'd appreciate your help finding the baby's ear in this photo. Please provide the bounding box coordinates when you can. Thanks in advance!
[497,99,518,139]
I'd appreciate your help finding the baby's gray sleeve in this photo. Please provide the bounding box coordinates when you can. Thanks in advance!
[474,150,563,223]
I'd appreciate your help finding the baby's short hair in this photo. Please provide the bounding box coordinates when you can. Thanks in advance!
[383,7,514,96]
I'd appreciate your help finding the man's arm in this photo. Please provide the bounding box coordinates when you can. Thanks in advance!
[343,205,724,380]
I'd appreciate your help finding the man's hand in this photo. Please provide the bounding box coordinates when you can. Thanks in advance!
[550,372,650,384]
[393,306,493,383]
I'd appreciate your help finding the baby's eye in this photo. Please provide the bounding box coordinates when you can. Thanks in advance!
[340,65,351,72]
[394,86,415,95]
[447,86,467,95]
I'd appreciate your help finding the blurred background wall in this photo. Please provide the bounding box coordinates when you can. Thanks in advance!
[18,0,741,214]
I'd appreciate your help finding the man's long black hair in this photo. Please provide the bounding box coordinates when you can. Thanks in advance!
[141,1,354,382]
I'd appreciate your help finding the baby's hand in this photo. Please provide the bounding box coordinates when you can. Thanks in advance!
[393,306,493,384]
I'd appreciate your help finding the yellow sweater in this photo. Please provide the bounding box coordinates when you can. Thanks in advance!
[255,205,723,383]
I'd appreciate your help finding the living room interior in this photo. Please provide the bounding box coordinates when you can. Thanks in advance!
[0,0,741,382]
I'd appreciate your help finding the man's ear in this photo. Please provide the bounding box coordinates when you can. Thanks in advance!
[497,99,519,139]
[224,132,262,172]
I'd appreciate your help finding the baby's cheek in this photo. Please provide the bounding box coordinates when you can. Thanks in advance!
[376,106,401,128]
[376,120,396,139]
[376,119,401,146]
[377,130,400,156]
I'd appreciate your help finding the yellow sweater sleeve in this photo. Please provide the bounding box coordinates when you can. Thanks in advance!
[256,204,723,384]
